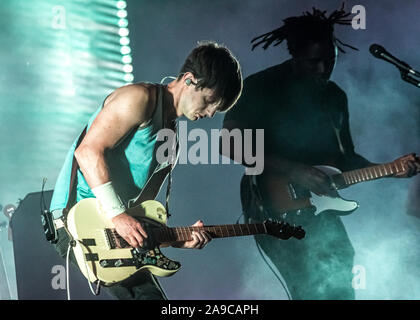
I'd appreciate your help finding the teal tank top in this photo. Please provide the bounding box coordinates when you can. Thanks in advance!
[50,84,166,217]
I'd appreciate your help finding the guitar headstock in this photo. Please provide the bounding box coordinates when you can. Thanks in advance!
[263,219,305,240]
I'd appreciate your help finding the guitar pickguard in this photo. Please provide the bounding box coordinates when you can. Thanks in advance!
[259,165,359,221]
[98,247,181,273]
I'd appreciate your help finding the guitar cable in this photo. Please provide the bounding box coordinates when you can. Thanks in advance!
[66,242,72,300]
[64,228,101,299]
[256,204,292,300]
[246,176,293,300]
[39,178,78,300]
[254,238,292,300]
[236,210,292,300]
[40,178,79,300]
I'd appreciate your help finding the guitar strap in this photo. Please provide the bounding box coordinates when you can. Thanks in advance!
[327,112,346,155]
[62,126,88,217]
[128,85,179,217]
[163,122,179,217]
[320,89,346,156]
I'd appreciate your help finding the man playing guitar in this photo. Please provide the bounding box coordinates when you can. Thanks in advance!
[221,7,419,299]
[49,42,243,299]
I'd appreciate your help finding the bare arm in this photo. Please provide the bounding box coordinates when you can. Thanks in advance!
[74,84,154,187]
[74,84,155,248]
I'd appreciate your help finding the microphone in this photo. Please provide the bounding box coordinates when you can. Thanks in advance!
[369,44,420,77]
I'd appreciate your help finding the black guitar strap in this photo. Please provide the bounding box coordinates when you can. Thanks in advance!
[320,88,346,156]
[164,121,179,217]
[62,126,87,218]
[128,85,179,217]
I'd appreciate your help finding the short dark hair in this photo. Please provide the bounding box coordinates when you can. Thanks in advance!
[178,41,243,112]
[251,5,358,56]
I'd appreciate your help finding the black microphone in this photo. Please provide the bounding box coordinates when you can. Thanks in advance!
[369,44,420,77]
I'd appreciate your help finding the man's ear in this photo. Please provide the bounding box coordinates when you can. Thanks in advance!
[182,72,198,84]
[183,72,199,88]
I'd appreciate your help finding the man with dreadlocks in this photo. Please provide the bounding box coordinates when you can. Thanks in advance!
[220,6,419,299]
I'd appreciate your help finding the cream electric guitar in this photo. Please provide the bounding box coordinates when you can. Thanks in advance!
[66,199,305,286]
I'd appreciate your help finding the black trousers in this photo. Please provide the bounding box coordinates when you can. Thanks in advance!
[53,227,167,300]
[241,175,356,300]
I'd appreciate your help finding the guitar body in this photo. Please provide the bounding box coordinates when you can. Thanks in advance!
[66,199,181,286]
[258,165,359,217]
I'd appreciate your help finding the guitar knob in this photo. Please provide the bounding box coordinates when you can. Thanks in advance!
[100,260,108,267]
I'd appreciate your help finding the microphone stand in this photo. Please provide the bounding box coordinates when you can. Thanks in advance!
[370,44,420,88]
[400,69,420,88]
[396,61,420,88]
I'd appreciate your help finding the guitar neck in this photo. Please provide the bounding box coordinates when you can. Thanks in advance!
[338,160,405,187]
[154,223,267,243]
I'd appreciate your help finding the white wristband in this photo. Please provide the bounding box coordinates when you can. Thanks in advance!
[92,181,126,219]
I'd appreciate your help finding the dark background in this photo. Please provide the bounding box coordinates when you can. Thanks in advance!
[126,0,420,299]
[1,0,419,300]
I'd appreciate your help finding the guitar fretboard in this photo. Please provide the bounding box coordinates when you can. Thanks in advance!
[340,160,406,186]
[154,224,267,243]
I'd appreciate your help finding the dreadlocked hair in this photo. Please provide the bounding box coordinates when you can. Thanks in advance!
[251,3,358,55]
